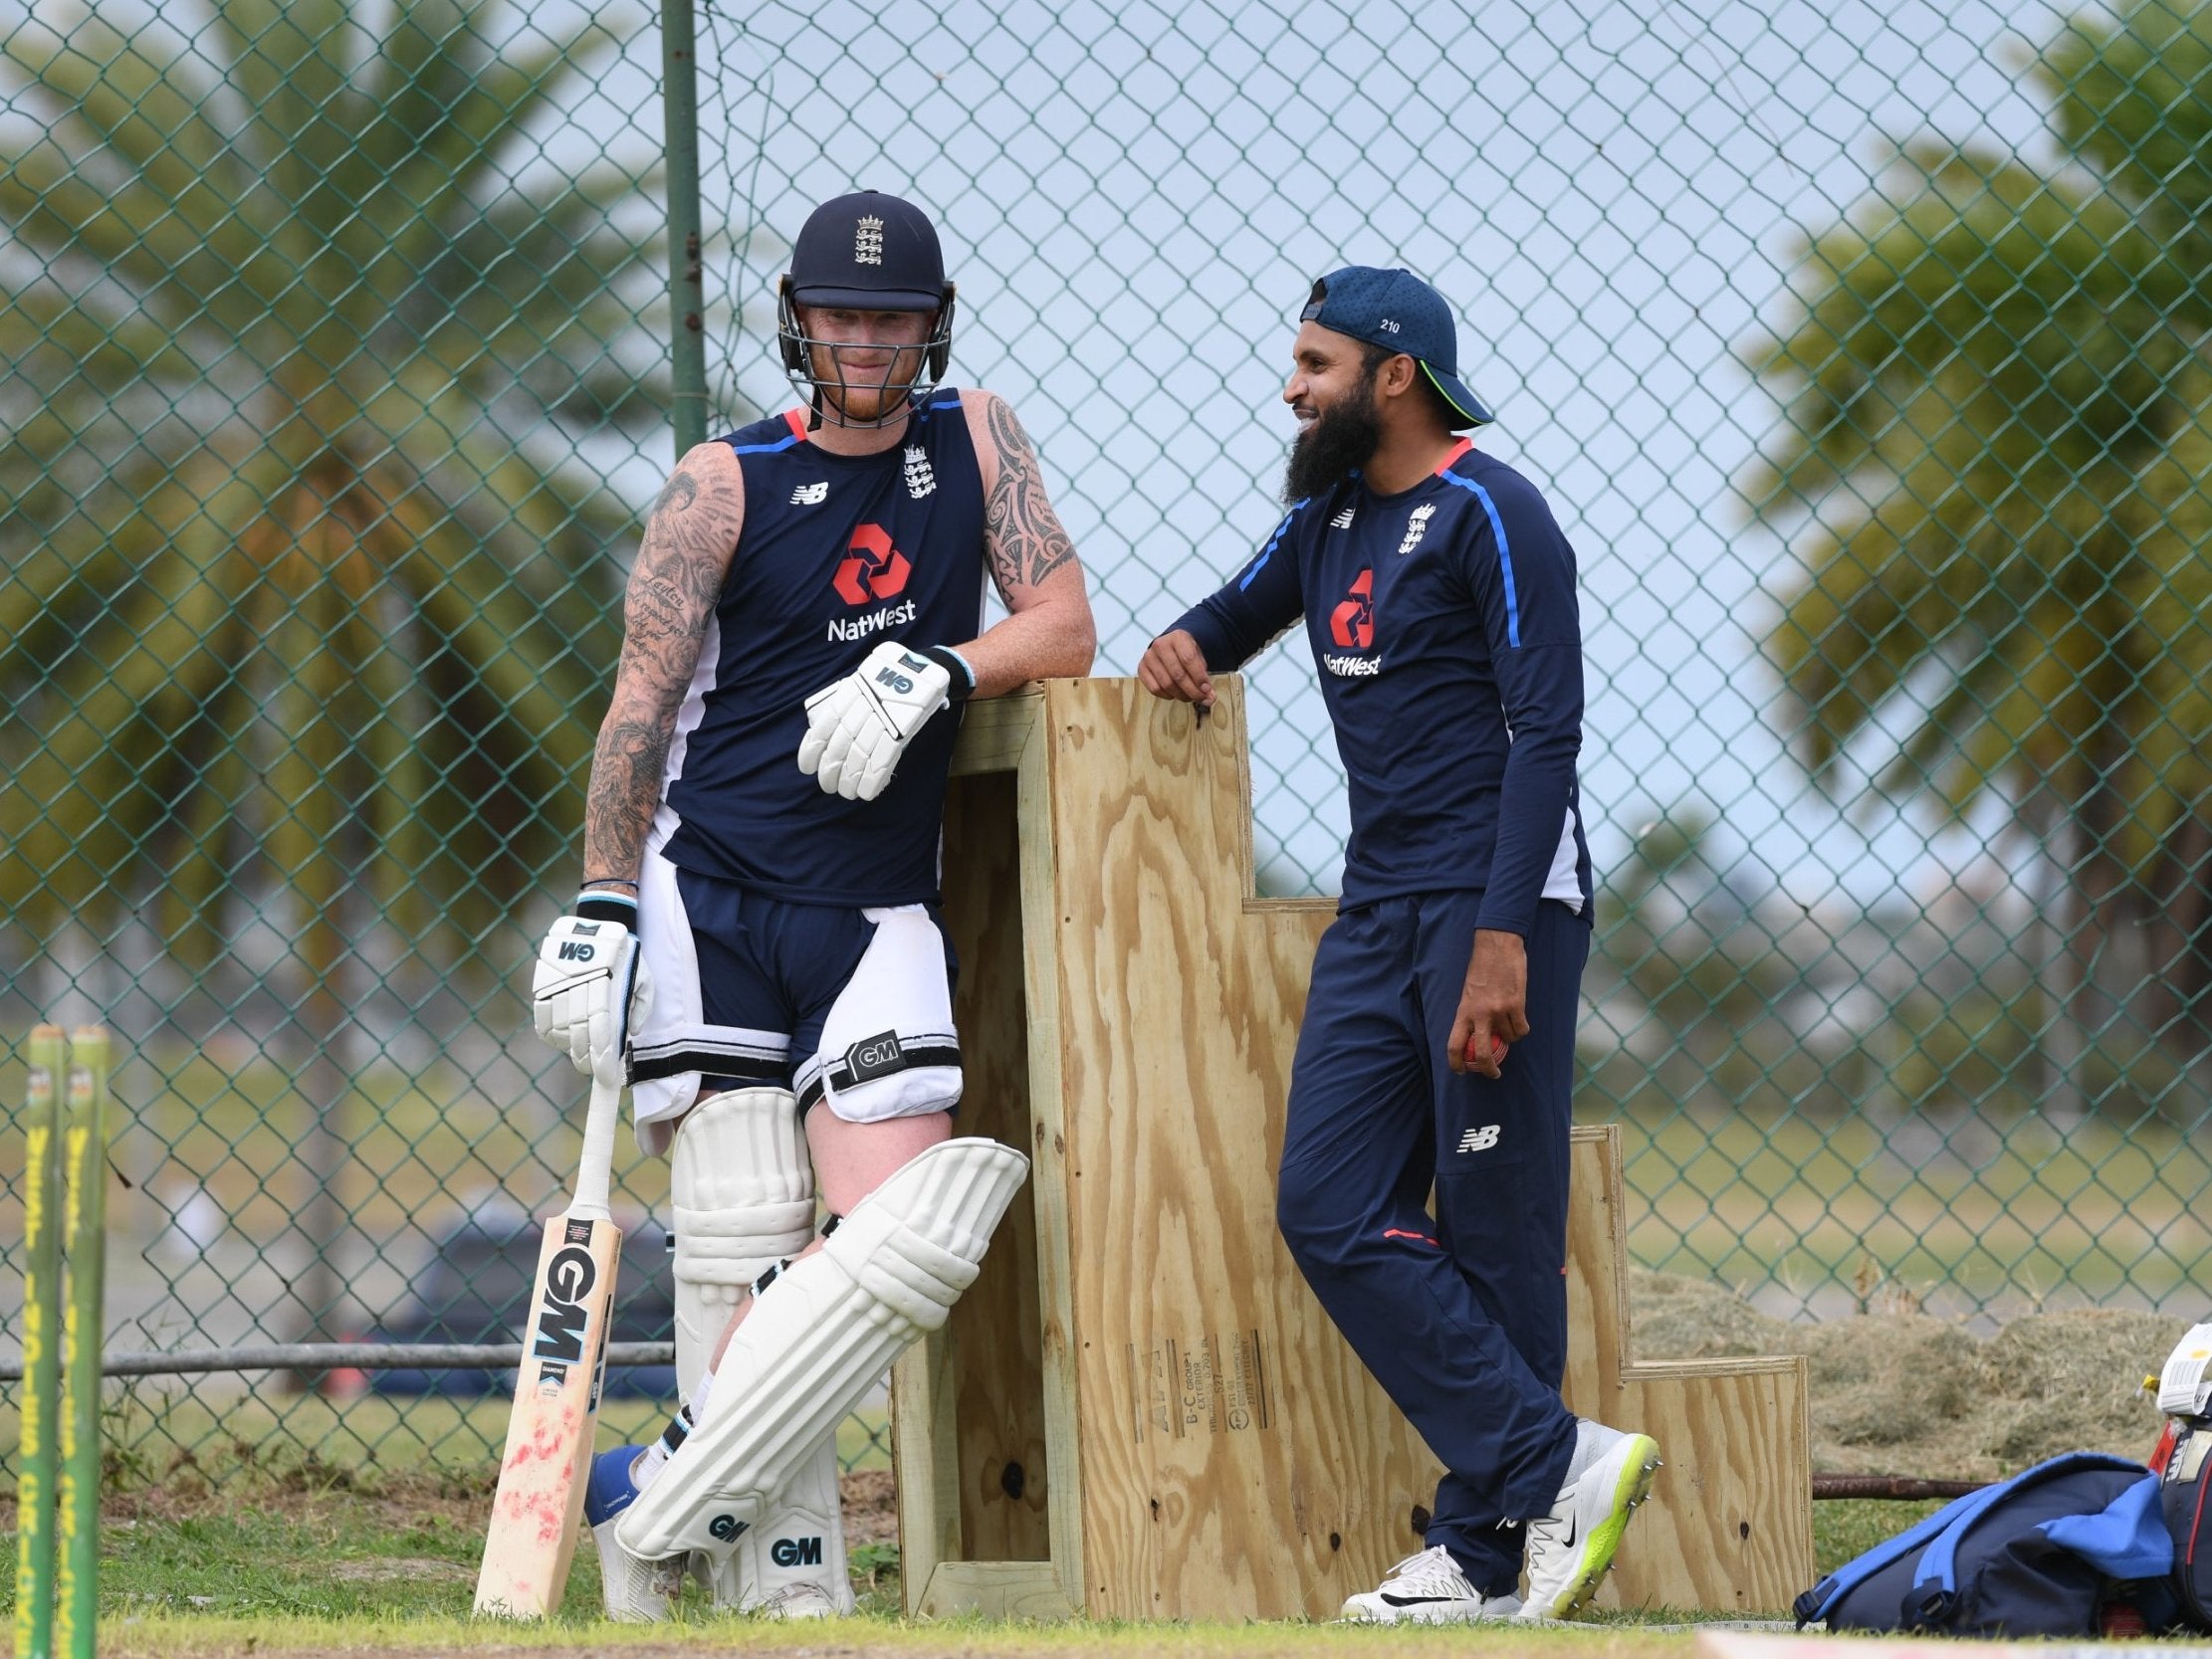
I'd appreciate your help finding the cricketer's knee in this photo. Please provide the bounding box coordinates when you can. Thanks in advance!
[1275,1152,1358,1279]
[615,1136,1029,1563]
[672,1087,814,1385]
[669,1087,853,1615]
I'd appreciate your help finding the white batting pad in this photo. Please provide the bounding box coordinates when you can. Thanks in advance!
[669,1087,833,1612]
[731,1435,853,1615]
[617,1137,1029,1562]
[670,1088,813,1399]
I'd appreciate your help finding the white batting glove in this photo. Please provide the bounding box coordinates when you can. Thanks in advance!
[797,641,971,801]
[531,893,654,1088]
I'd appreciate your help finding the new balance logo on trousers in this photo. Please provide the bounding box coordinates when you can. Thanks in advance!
[1457,1125,1501,1154]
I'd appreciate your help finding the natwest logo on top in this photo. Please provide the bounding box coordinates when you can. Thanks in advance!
[833,522,910,607]
[1330,568,1375,650]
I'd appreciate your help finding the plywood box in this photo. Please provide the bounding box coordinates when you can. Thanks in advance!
[897,676,1812,1621]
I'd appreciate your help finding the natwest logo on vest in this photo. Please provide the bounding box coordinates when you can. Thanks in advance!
[1323,568,1381,677]
[828,523,918,642]
[832,522,911,606]
[1329,568,1376,650]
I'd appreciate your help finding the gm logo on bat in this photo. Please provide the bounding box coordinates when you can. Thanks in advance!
[531,1229,598,1366]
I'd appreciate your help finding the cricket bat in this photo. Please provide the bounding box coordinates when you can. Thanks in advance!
[473,1069,625,1618]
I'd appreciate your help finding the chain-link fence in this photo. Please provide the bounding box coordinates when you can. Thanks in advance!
[5,0,2210,1485]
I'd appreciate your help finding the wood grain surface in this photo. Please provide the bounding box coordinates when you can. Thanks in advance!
[896,677,1812,1622]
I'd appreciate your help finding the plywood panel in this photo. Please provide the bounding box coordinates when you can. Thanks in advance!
[1594,1365,1812,1613]
[901,678,1812,1622]
[934,768,1050,1562]
[914,1560,1075,1618]
[888,1324,961,1599]
[1565,1126,1813,1614]
[896,694,1085,1617]
[1039,678,1430,1620]
[1013,695,1088,1611]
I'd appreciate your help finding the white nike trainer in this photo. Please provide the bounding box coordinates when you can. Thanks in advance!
[1519,1418,1662,1620]
[1339,1545,1524,1623]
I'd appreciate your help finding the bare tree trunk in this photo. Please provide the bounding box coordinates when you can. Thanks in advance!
[2031,798,2089,1125]
[275,504,361,1389]
[292,936,352,1374]
[2148,812,2212,1116]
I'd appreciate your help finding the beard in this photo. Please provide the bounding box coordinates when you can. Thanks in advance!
[809,343,925,426]
[1282,368,1383,504]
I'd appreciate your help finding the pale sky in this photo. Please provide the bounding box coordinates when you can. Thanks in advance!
[3,0,2084,905]
[677,0,2079,905]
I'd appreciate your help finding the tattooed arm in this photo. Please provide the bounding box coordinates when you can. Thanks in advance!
[956,390,1098,696]
[580,442,745,886]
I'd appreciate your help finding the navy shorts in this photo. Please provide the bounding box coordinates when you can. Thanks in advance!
[627,850,962,1150]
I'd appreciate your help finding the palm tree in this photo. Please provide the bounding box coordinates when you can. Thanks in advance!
[1741,0,2212,1104]
[0,0,664,1348]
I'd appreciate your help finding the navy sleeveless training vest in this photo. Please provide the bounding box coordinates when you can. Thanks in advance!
[658,390,987,906]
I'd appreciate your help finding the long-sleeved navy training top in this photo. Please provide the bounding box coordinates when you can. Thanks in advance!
[1168,438,1593,933]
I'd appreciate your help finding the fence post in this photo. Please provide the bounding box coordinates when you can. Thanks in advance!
[661,0,708,457]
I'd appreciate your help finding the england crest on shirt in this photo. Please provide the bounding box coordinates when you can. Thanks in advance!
[1398,503,1436,556]
[903,446,937,499]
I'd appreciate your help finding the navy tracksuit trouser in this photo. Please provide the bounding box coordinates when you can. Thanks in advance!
[1276,892,1590,1596]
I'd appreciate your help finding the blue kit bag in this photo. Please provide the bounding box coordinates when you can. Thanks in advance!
[2162,1419,2212,1627]
[1796,1452,2179,1637]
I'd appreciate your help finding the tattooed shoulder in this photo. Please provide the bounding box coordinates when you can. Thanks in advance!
[632,443,745,618]
[980,393,1078,594]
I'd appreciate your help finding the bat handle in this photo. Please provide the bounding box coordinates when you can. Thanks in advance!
[570,1070,621,1221]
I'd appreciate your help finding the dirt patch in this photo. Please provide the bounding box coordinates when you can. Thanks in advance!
[327,1556,473,1583]
[842,1467,897,1548]
[1628,1269,2187,1481]
[16,1462,902,1555]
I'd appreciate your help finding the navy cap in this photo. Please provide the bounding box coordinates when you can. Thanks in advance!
[1300,266,1494,428]
[786,190,947,311]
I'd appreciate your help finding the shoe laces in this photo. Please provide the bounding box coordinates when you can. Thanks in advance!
[747,1581,841,1621]
[1382,1545,1474,1596]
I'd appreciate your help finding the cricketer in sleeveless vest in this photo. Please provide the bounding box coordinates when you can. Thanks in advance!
[654,390,986,906]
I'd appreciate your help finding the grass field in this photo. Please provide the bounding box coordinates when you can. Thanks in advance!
[0,1047,2053,1653]
[0,1389,893,1509]
[88,1613,1717,1659]
[1,1044,2200,1331]
[1601,1099,2212,1319]
[0,1477,1926,1658]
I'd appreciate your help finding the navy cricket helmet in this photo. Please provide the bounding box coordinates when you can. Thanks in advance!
[777,191,957,423]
